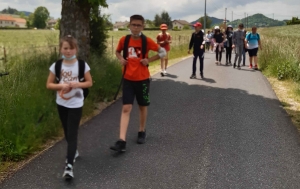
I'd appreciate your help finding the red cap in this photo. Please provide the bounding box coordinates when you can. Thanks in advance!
[193,22,202,27]
[160,24,168,30]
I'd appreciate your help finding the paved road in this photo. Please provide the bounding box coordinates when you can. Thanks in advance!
[1,52,300,189]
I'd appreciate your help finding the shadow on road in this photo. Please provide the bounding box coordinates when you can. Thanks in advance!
[1,77,300,189]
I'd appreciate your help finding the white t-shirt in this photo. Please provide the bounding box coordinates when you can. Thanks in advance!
[49,61,91,108]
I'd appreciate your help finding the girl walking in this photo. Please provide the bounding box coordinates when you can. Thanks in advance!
[46,35,93,180]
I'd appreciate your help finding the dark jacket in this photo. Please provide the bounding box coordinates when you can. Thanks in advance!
[225,31,233,47]
[189,30,204,52]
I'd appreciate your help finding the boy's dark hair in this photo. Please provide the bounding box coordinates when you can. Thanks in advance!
[238,23,244,28]
[130,15,145,24]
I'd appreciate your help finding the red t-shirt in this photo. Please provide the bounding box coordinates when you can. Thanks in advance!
[156,32,171,51]
[116,36,160,81]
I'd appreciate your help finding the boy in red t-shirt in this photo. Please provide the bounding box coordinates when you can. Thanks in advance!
[157,24,172,76]
[110,15,166,152]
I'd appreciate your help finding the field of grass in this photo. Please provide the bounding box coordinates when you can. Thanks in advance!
[258,25,300,131]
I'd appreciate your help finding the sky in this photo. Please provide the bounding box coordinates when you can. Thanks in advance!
[0,0,299,23]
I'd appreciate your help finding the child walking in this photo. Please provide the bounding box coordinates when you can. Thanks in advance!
[110,14,166,152]
[46,35,93,180]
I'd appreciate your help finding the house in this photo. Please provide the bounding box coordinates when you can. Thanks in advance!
[0,14,26,28]
[47,19,57,28]
[113,21,129,30]
[172,19,192,30]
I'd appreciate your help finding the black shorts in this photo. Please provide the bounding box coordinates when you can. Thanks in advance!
[248,48,258,57]
[122,79,150,106]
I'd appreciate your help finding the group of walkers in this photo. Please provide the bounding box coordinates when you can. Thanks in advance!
[203,23,262,71]
[46,14,262,180]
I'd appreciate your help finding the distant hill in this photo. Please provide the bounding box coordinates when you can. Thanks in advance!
[191,16,229,26]
[19,11,32,16]
[227,13,286,28]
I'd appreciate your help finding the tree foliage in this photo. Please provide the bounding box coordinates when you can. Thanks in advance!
[33,6,50,29]
[1,7,19,14]
[54,18,61,30]
[199,14,212,29]
[286,17,300,25]
[154,11,172,28]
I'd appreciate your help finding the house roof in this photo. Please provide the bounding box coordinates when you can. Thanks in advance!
[14,18,26,23]
[0,15,15,21]
[173,19,191,25]
[48,19,57,24]
[113,21,129,27]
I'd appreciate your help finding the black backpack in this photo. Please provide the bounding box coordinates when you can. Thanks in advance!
[123,34,147,59]
[55,59,89,99]
[113,34,147,100]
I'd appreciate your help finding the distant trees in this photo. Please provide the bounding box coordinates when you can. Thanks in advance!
[199,14,212,29]
[33,6,50,29]
[154,11,172,28]
[286,17,300,25]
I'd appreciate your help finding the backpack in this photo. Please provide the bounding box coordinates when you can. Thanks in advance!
[123,34,147,59]
[246,33,260,41]
[113,34,148,100]
[55,59,89,99]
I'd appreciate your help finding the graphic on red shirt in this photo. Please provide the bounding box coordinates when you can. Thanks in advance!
[116,36,159,81]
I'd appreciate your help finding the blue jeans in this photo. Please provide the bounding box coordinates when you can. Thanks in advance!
[192,50,204,75]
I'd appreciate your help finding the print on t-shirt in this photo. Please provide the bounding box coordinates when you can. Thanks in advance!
[59,69,81,100]
[128,46,142,58]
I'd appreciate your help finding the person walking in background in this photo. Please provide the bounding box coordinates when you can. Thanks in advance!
[188,22,205,79]
[46,35,93,180]
[212,26,225,65]
[210,28,215,53]
[245,26,262,70]
[232,23,246,70]
[205,31,211,52]
[225,25,233,65]
[157,23,172,76]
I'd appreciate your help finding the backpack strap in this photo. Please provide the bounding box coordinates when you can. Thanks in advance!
[123,35,131,60]
[78,59,85,82]
[55,59,63,83]
[141,34,147,59]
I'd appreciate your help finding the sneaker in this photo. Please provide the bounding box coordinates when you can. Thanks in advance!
[163,70,167,74]
[190,74,196,79]
[200,73,204,79]
[63,164,74,180]
[215,61,219,65]
[237,66,241,70]
[137,131,146,144]
[110,140,126,152]
[249,64,253,69]
[233,63,236,68]
[65,150,79,164]
[254,65,258,70]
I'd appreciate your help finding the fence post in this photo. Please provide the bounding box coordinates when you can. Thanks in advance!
[112,36,114,55]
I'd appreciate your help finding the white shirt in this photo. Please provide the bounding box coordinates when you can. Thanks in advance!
[49,61,90,108]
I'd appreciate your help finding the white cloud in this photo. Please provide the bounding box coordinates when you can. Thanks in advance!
[0,0,299,22]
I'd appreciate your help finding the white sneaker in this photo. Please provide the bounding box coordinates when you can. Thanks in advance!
[163,70,167,74]
[63,164,74,180]
[65,150,79,163]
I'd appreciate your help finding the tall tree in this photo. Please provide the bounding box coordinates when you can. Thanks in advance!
[60,0,108,60]
[154,11,172,28]
[33,6,50,29]
[154,14,162,27]
[161,11,172,28]
[199,14,212,29]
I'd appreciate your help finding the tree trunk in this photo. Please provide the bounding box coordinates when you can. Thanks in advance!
[60,0,91,60]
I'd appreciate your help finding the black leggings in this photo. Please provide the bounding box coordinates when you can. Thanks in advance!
[226,47,233,63]
[57,105,82,165]
[216,46,223,62]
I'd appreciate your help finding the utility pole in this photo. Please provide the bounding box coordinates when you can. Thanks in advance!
[225,8,227,28]
[204,0,206,34]
[247,14,248,29]
[232,11,233,23]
